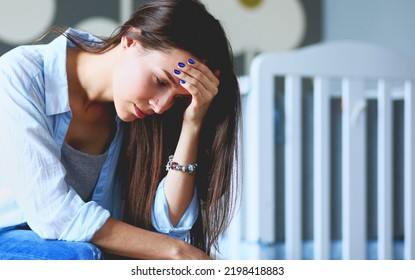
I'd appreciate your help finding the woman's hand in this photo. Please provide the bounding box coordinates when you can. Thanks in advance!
[173,59,220,127]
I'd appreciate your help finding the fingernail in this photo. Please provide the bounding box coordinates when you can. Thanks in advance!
[173,69,181,75]
[178,62,186,68]
[180,80,186,84]
[188,58,195,65]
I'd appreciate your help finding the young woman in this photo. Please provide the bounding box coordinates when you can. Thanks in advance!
[0,0,241,259]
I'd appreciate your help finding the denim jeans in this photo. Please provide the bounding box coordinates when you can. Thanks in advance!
[0,225,103,260]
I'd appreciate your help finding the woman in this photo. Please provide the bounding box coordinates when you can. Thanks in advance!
[0,0,241,259]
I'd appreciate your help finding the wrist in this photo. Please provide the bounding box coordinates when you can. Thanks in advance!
[170,239,189,260]
[181,119,202,135]
[166,155,198,174]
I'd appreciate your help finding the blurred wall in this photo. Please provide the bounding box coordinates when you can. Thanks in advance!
[323,0,415,61]
[1,1,414,69]
[0,0,321,75]
[0,0,124,55]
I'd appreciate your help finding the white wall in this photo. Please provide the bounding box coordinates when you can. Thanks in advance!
[324,0,415,60]
[201,0,306,55]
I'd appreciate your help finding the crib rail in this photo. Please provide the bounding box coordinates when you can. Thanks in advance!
[222,42,415,260]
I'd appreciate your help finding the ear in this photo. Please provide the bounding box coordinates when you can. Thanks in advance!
[121,27,143,49]
[121,36,135,49]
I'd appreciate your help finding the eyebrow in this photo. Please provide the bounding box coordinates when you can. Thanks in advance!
[163,70,179,88]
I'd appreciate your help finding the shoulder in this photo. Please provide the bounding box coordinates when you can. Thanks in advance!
[0,44,46,86]
[0,45,51,119]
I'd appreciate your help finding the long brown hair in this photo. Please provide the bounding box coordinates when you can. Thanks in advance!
[47,0,241,255]
[121,0,241,255]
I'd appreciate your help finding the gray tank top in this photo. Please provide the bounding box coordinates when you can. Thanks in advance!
[61,142,108,202]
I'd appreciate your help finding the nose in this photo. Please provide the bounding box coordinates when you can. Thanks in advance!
[149,93,174,114]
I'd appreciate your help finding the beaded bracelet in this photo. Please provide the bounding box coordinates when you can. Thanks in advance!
[165,155,198,174]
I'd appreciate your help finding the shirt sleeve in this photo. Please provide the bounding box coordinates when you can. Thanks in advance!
[151,177,199,240]
[0,65,110,242]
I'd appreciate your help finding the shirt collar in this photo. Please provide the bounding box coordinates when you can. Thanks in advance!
[44,28,103,116]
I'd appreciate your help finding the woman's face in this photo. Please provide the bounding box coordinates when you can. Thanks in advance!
[112,38,192,122]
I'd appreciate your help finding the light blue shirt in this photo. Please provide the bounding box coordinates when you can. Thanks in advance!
[0,28,198,242]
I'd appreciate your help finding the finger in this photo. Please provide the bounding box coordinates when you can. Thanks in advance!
[179,59,220,87]
[174,69,218,99]
[173,69,215,98]
[214,70,221,79]
[178,76,211,100]
[189,60,220,88]
[187,59,218,81]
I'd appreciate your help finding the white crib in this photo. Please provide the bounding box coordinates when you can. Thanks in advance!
[220,41,415,260]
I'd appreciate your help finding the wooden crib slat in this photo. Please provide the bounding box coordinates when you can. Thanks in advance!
[404,80,415,260]
[243,56,276,259]
[285,75,302,259]
[377,79,393,260]
[313,77,331,259]
[341,78,367,259]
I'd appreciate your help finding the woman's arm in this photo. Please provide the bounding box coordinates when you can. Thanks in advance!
[164,59,219,226]
[92,217,210,259]
[163,122,200,226]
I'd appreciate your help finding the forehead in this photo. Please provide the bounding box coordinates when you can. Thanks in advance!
[150,48,193,64]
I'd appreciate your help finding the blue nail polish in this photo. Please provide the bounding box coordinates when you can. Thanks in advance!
[180,80,186,84]
[178,62,186,68]
[188,58,195,64]
[173,69,181,75]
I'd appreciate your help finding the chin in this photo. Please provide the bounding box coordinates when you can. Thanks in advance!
[123,114,139,122]
[115,108,135,122]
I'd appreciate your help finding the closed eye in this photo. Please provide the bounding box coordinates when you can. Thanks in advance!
[156,77,168,87]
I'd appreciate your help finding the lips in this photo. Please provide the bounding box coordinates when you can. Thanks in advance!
[133,104,147,119]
